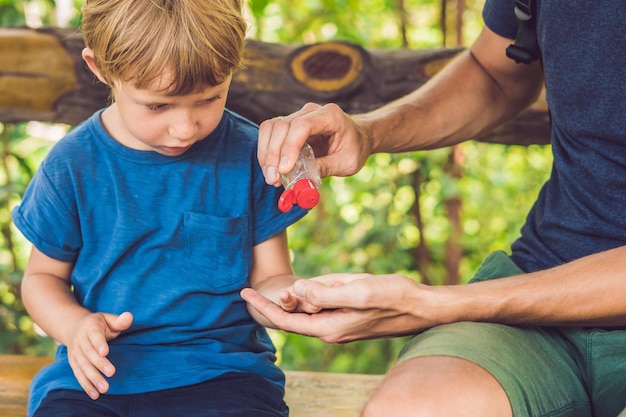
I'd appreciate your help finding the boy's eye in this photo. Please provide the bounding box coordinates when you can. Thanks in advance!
[146,103,167,111]
[201,96,220,105]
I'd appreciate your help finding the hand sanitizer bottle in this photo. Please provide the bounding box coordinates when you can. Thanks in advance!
[278,143,322,212]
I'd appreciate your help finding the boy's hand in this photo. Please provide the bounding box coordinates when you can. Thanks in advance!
[277,278,347,314]
[278,286,323,314]
[66,311,133,400]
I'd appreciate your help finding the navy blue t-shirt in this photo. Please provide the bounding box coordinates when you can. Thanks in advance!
[484,0,626,272]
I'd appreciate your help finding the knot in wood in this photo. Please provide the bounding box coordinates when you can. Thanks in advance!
[302,51,351,80]
[290,42,364,92]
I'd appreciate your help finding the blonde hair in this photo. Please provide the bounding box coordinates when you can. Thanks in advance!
[81,0,247,94]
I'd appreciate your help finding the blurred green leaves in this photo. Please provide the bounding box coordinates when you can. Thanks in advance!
[0,0,553,374]
[0,122,60,354]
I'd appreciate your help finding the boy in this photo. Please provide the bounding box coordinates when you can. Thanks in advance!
[12,0,309,415]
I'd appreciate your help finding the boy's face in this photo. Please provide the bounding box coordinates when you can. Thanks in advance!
[104,74,232,156]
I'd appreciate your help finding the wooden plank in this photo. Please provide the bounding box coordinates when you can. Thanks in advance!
[285,370,382,416]
[0,355,382,417]
[0,355,51,417]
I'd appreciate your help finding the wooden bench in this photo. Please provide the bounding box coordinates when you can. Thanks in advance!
[0,354,383,417]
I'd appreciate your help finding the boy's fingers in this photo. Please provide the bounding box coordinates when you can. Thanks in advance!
[84,364,109,395]
[81,333,115,379]
[106,311,133,333]
[83,323,109,358]
[279,290,298,312]
[70,352,107,399]
[76,372,101,400]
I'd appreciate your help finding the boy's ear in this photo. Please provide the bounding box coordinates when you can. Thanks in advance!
[81,48,108,85]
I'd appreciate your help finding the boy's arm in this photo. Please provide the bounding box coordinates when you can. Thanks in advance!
[21,246,132,399]
[247,231,316,327]
[21,246,87,345]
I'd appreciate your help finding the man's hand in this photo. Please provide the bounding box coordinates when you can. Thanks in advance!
[258,103,373,186]
[241,274,435,343]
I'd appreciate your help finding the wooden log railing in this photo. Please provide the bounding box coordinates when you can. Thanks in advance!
[0,27,550,146]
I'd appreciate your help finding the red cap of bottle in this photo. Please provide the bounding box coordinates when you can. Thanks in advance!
[278,178,320,212]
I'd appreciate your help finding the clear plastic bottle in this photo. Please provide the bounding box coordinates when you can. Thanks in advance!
[278,143,322,212]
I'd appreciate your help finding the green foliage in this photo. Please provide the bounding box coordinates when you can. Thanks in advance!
[0,122,59,354]
[249,0,445,48]
[0,0,25,25]
[0,0,554,376]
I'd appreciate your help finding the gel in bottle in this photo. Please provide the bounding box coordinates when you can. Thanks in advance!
[278,143,322,212]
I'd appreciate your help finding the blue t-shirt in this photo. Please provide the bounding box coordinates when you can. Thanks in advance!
[484,0,626,272]
[12,109,307,415]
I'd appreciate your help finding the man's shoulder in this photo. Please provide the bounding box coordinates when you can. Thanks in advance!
[482,0,518,40]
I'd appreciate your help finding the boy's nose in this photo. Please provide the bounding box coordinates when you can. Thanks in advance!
[169,112,198,141]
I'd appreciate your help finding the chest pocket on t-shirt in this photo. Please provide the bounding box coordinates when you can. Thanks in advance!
[183,211,250,293]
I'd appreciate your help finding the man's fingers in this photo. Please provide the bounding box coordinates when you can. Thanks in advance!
[240,288,284,326]
[292,277,370,310]
[258,117,292,184]
[309,273,370,285]
[293,279,351,309]
[258,102,334,185]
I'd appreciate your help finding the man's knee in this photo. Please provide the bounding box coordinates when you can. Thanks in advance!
[360,356,511,417]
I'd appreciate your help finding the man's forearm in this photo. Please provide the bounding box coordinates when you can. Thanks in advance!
[442,246,626,327]
[355,28,543,155]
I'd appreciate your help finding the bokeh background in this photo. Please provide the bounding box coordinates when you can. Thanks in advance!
[0,0,552,375]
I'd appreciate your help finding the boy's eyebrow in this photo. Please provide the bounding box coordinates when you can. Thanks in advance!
[133,96,172,105]
[134,91,222,105]
[128,78,230,103]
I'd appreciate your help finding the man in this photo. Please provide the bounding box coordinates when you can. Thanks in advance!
[242,1,626,416]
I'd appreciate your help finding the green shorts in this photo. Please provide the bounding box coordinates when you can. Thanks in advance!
[397,251,626,417]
